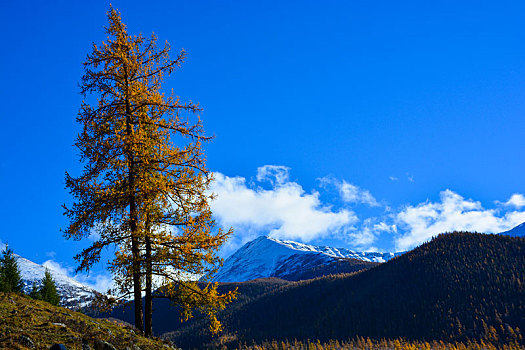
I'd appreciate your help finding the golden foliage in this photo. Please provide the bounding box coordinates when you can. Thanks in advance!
[219,338,525,350]
[63,5,234,335]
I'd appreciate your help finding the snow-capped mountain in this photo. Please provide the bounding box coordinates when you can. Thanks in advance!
[211,236,402,282]
[16,255,98,309]
[499,222,525,238]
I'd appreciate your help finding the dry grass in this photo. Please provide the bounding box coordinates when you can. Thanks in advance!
[0,292,176,350]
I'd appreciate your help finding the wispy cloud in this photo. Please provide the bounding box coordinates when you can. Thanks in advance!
[256,165,291,186]
[43,260,72,276]
[347,219,396,248]
[43,259,113,293]
[340,181,379,207]
[76,273,114,293]
[320,177,380,207]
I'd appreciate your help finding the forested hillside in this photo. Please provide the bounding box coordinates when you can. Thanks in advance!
[168,232,525,348]
[100,278,291,336]
[102,257,377,336]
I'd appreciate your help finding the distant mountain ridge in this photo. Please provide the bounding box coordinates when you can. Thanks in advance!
[15,255,98,308]
[499,222,525,237]
[210,236,402,282]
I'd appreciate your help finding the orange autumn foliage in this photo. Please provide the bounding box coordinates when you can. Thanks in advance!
[63,6,235,337]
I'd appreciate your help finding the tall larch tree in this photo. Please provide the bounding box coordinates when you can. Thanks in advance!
[64,7,235,336]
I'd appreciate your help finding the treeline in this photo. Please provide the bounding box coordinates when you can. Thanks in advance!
[0,247,60,305]
[169,232,525,348]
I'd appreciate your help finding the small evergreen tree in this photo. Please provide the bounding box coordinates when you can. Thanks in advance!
[39,269,60,306]
[29,281,41,300]
[0,246,24,293]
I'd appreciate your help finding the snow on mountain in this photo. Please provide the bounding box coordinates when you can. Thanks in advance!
[211,236,402,282]
[16,255,98,309]
[499,222,525,238]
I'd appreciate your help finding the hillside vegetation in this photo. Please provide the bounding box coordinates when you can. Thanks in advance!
[104,257,378,337]
[102,278,292,336]
[0,292,176,349]
[215,338,525,350]
[168,232,525,348]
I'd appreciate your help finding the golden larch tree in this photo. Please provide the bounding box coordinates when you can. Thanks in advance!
[63,6,235,336]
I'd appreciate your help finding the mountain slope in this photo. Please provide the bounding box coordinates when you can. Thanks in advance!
[171,232,525,347]
[0,292,175,349]
[211,236,398,282]
[16,255,97,308]
[500,222,525,237]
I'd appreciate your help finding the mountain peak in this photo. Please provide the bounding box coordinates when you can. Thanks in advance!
[15,255,98,309]
[211,236,401,282]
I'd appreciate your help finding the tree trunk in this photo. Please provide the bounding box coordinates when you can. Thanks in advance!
[144,234,153,337]
[125,80,143,333]
[130,203,143,333]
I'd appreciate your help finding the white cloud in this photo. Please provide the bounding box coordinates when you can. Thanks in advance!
[43,260,73,276]
[394,190,525,251]
[389,176,399,181]
[497,193,525,208]
[210,171,357,249]
[320,177,379,207]
[347,219,396,248]
[76,273,114,293]
[340,181,379,207]
[256,165,291,186]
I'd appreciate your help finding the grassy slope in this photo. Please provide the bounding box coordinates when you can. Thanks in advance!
[0,292,175,350]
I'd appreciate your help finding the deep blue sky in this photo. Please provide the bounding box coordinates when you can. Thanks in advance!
[1,1,525,289]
